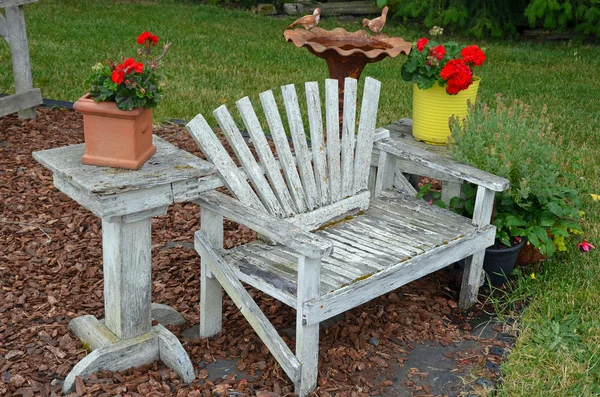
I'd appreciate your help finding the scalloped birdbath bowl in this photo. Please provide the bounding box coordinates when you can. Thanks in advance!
[284,27,411,112]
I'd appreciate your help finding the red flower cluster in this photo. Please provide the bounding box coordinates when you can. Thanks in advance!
[461,45,486,66]
[111,58,145,84]
[440,59,473,95]
[416,38,428,52]
[137,31,159,46]
[430,45,446,61]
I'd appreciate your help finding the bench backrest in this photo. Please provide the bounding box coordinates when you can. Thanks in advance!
[186,77,381,229]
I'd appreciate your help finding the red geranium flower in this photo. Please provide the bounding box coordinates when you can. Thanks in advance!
[137,31,159,46]
[461,45,486,66]
[123,58,144,74]
[440,59,473,94]
[111,64,125,84]
[416,38,428,52]
[430,45,446,61]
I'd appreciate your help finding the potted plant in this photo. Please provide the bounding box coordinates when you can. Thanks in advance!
[74,31,171,170]
[448,95,583,285]
[401,26,486,145]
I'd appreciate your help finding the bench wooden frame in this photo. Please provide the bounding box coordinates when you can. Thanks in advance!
[186,77,509,396]
[0,0,42,119]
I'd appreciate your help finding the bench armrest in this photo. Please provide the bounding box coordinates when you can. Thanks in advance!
[195,191,333,259]
[374,137,510,192]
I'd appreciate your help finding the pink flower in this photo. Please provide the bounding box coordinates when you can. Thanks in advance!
[578,239,595,253]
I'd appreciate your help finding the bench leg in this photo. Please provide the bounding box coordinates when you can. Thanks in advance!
[459,250,486,309]
[295,256,321,396]
[199,208,223,337]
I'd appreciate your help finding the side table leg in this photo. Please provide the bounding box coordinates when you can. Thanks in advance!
[102,218,152,340]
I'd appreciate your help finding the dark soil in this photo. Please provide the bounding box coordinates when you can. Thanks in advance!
[0,107,511,397]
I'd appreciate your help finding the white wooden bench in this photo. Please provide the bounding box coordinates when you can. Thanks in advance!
[0,0,42,119]
[186,77,509,396]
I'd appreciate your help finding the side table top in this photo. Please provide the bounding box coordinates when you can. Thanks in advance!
[383,118,451,158]
[33,136,214,196]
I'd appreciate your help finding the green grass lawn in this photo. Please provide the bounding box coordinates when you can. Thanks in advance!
[1,1,600,395]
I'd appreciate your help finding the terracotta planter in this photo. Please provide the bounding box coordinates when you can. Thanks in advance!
[73,94,156,170]
[517,241,545,264]
[412,76,480,145]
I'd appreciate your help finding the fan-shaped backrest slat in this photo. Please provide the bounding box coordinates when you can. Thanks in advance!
[260,89,307,213]
[340,77,358,197]
[353,77,382,194]
[186,114,266,212]
[213,105,286,217]
[305,81,329,206]
[325,79,341,203]
[236,97,296,217]
[282,84,320,211]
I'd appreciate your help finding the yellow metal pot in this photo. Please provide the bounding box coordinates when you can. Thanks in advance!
[412,76,480,145]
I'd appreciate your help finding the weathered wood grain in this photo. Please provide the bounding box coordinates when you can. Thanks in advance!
[5,4,36,119]
[151,303,187,326]
[375,138,510,192]
[187,113,265,211]
[0,13,7,42]
[237,96,296,216]
[341,78,358,197]
[305,81,330,206]
[303,225,496,325]
[325,79,342,202]
[459,185,496,309]
[196,191,333,259]
[199,208,224,337]
[374,150,396,197]
[154,324,195,383]
[282,84,320,210]
[33,136,213,195]
[295,256,321,395]
[196,231,301,384]
[353,77,381,194]
[0,88,41,118]
[0,0,38,7]
[68,315,119,351]
[289,190,370,231]
[214,105,284,216]
[261,89,308,213]
[63,332,159,393]
[102,218,152,340]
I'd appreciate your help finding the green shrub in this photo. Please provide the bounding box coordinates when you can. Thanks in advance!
[525,0,600,37]
[377,0,528,38]
[376,0,600,38]
[449,95,583,256]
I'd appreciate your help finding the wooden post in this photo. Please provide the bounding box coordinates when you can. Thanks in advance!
[441,180,462,207]
[295,256,321,396]
[459,186,495,309]
[199,208,224,337]
[5,4,36,119]
[102,218,152,340]
[374,150,397,197]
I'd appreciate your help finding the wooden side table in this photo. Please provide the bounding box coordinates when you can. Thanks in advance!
[33,136,214,393]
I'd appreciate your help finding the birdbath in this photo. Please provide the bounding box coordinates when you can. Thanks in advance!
[284,27,411,118]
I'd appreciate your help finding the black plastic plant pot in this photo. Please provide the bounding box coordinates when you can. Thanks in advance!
[483,238,527,286]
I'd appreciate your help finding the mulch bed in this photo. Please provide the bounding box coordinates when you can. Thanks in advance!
[1,108,508,397]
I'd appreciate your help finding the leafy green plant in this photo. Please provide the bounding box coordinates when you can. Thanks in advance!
[449,95,584,256]
[86,32,171,111]
[377,0,528,38]
[525,0,600,37]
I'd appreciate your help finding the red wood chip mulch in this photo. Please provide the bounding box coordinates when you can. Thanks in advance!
[0,108,507,397]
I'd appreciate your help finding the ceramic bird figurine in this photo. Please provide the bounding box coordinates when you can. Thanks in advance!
[287,8,321,30]
[363,6,389,33]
